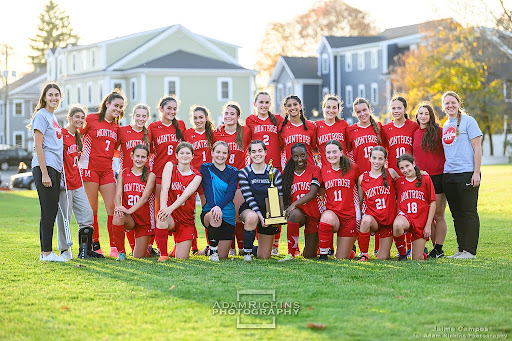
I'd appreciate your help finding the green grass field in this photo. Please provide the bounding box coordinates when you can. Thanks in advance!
[1,165,511,340]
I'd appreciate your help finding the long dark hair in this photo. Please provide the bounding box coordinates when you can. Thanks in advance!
[325,140,351,176]
[68,105,86,152]
[416,102,441,152]
[279,95,308,134]
[397,154,422,188]
[98,88,125,124]
[282,143,307,207]
[222,101,244,150]
[132,104,150,147]
[370,146,389,188]
[159,96,183,141]
[27,83,62,130]
[390,95,409,120]
[352,97,381,144]
[254,91,278,126]
[132,144,150,182]
[190,105,215,147]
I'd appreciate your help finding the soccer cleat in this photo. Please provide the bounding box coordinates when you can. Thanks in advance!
[60,249,73,260]
[158,256,169,262]
[428,248,445,259]
[317,254,328,261]
[272,246,279,256]
[279,254,294,262]
[453,250,476,259]
[228,248,236,256]
[41,252,68,262]
[358,254,369,262]
[406,249,412,258]
[424,247,428,254]
[116,253,127,261]
[209,253,220,262]
[243,254,252,262]
[373,249,379,257]
[149,247,160,257]
[447,251,463,259]
[191,249,199,256]
[398,254,408,261]
[109,247,119,258]
[328,249,334,256]
[92,241,103,255]
[238,249,245,256]
[357,251,363,258]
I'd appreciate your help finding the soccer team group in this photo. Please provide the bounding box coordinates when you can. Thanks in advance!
[32,83,483,263]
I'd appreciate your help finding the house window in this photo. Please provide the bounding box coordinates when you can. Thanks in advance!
[164,77,180,98]
[371,83,379,104]
[66,87,71,106]
[322,54,329,74]
[77,85,81,104]
[91,50,96,67]
[59,57,64,75]
[371,49,378,69]
[358,84,365,98]
[345,86,353,105]
[14,133,23,148]
[358,51,365,70]
[98,82,103,101]
[322,87,330,98]
[345,53,353,72]
[217,77,232,101]
[277,84,284,108]
[286,83,293,96]
[111,79,125,92]
[82,51,87,70]
[14,102,23,116]
[505,80,512,102]
[130,78,137,101]
[72,54,76,72]
[87,84,92,104]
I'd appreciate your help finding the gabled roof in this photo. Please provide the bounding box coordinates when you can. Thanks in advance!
[121,50,246,70]
[381,19,453,39]
[324,36,383,49]
[0,67,47,96]
[282,57,318,79]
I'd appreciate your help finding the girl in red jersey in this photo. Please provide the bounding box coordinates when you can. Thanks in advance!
[393,154,436,261]
[156,142,202,260]
[315,94,348,168]
[357,146,401,261]
[413,102,447,258]
[382,95,419,256]
[56,105,94,259]
[213,102,251,256]
[112,144,156,260]
[246,92,285,256]
[279,95,317,168]
[116,104,151,254]
[345,98,383,256]
[318,140,360,260]
[280,143,323,261]
[80,89,125,257]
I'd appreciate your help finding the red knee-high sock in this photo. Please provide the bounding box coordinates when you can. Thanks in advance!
[191,228,198,251]
[329,233,334,251]
[405,232,412,251]
[287,223,300,256]
[273,226,281,248]
[394,234,407,256]
[374,231,380,251]
[107,215,115,248]
[149,235,155,246]
[235,222,244,250]
[126,230,135,252]
[318,222,332,255]
[359,231,371,254]
[155,228,168,257]
[112,224,126,254]
[92,215,99,242]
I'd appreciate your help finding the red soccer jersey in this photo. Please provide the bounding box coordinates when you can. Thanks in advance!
[382,120,419,173]
[121,168,154,228]
[360,170,397,226]
[345,123,383,174]
[290,164,323,219]
[315,119,348,168]
[412,128,445,176]
[166,165,201,226]
[148,120,186,178]
[117,125,151,171]
[321,163,360,219]
[62,128,82,190]
[79,113,119,171]
[183,128,212,171]
[213,125,251,170]
[245,114,284,168]
[279,120,317,167]
[395,175,436,229]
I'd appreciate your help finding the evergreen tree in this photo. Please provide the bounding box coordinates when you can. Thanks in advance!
[28,0,79,68]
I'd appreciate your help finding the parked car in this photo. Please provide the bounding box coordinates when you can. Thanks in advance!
[11,172,36,190]
[0,147,33,170]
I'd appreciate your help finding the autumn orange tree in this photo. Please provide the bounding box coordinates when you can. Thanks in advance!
[392,21,505,155]
[255,0,376,86]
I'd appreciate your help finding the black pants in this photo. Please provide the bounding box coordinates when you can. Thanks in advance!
[443,172,480,255]
[33,166,61,252]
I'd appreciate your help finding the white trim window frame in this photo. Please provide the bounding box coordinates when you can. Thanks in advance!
[217,77,232,101]
[358,84,365,99]
[66,86,71,108]
[345,53,353,72]
[322,54,329,74]
[110,79,126,92]
[358,51,365,70]
[87,82,93,105]
[371,82,379,105]
[345,85,353,105]
[98,81,104,103]
[76,84,82,104]
[13,100,24,117]
[164,77,180,98]
[13,131,25,148]
[130,78,137,101]
[371,49,378,69]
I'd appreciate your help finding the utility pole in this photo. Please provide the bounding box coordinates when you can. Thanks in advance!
[1,44,14,145]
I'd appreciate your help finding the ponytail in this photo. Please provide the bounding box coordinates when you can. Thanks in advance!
[205,120,214,146]
[75,131,83,152]
[172,118,183,141]
[142,126,150,147]
[369,116,382,145]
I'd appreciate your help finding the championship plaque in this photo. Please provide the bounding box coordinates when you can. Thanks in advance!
[264,160,287,225]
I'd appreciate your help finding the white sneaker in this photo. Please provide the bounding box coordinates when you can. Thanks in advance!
[272,246,279,256]
[209,253,220,262]
[41,252,68,262]
[228,248,236,256]
[453,250,476,259]
[447,251,463,259]
[244,254,252,262]
[61,249,73,260]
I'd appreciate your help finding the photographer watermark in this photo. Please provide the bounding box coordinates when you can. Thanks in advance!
[413,325,508,339]
[211,289,300,329]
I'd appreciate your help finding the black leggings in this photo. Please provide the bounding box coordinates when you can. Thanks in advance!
[443,172,480,255]
[33,166,61,252]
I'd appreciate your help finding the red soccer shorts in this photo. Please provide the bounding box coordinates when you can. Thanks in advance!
[81,168,116,186]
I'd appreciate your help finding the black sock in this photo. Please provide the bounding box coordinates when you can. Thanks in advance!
[434,244,443,252]
[208,225,220,251]
[252,245,258,257]
[243,229,256,254]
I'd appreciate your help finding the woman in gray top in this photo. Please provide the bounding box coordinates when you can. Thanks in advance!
[28,83,66,262]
